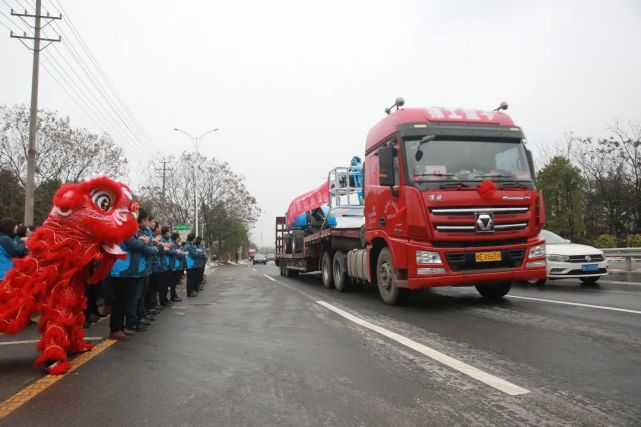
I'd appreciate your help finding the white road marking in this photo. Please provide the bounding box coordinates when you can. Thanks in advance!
[263,274,277,282]
[0,337,103,346]
[508,295,641,315]
[252,268,257,272]
[315,300,530,396]
[599,279,641,287]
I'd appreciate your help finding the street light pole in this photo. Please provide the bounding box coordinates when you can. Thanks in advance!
[173,127,219,236]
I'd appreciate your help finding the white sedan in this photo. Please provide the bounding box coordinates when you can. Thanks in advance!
[532,230,609,285]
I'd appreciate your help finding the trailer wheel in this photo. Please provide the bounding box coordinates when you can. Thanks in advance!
[321,251,335,289]
[475,282,512,299]
[333,251,351,293]
[376,248,402,305]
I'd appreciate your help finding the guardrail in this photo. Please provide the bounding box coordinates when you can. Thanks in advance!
[602,248,641,271]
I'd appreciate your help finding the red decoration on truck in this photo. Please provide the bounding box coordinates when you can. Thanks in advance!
[477,180,496,199]
[286,181,330,225]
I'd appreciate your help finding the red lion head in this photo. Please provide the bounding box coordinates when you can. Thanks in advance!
[47,176,139,255]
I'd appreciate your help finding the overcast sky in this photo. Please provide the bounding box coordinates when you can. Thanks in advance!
[1,0,640,247]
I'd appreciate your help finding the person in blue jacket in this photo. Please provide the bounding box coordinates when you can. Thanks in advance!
[169,232,185,302]
[0,218,28,281]
[158,225,176,306]
[137,217,158,326]
[145,221,166,313]
[184,233,204,297]
[108,208,157,339]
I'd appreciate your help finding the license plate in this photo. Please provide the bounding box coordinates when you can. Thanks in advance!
[581,263,598,272]
[475,251,502,262]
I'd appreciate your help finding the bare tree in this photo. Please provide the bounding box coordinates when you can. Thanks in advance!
[0,104,128,187]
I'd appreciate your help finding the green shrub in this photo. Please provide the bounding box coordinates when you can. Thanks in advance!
[626,234,641,247]
[594,234,616,248]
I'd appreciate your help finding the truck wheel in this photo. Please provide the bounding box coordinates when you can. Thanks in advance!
[333,251,351,293]
[475,282,512,299]
[279,262,285,276]
[376,248,401,305]
[321,251,335,289]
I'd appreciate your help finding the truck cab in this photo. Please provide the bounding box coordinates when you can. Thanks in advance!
[357,105,547,303]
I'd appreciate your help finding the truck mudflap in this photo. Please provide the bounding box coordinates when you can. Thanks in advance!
[405,266,548,290]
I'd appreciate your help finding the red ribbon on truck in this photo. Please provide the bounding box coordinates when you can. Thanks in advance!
[286,181,330,226]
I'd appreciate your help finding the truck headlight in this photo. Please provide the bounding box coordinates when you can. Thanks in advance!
[547,254,568,262]
[416,250,442,264]
[528,244,546,259]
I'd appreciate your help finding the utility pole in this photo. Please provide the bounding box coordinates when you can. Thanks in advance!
[9,1,61,225]
[155,160,172,201]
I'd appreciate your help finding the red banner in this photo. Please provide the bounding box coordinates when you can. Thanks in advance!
[286,181,330,225]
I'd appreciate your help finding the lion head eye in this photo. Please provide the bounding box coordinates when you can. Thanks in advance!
[91,190,114,212]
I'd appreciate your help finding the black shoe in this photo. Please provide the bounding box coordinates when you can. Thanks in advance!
[171,296,182,302]
[131,325,147,332]
[139,319,152,326]
[86,313,100,324]
[161,301,173,308]
[187,292,197,297]
[83,321,91,329]
[148,309,160,315]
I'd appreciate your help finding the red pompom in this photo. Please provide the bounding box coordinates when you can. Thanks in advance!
[478,180,496,199]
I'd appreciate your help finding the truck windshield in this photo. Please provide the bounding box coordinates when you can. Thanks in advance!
[403,137,534,190]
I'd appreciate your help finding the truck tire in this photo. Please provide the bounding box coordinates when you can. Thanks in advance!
[333,251,351,293]
[376,248,402,305]
[279,262,285,276]
[475,282,512,299]
[321,251,334,289]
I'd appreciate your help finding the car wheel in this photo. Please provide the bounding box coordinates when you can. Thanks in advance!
[527,279,547,287]
[580,277,599,285]
[476,282,512,299]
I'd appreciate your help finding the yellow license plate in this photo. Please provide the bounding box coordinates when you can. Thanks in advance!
[475,251,502,262]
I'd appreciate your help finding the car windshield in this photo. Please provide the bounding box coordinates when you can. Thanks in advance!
[403,137,534,190]
[541,229,567,244]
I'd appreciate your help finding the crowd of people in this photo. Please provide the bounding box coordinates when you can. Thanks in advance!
[0,209,210,342]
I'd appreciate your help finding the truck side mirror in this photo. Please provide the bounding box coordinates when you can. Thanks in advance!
[378,146,395,187]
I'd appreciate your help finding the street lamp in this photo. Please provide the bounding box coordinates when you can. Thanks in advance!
[173,127,219,236]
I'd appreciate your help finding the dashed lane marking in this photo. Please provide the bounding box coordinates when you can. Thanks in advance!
[0,337,102,346]
[315,300,530,396]
[263,274,277,282]
[0,338,117,420]
[252,268,257,272]
[507,295,641,315]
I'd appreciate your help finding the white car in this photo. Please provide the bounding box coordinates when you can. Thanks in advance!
[533,230,608,285]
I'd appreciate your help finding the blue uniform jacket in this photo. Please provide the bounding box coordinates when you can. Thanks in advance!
[0,233,28,280]
[110,236,158,278]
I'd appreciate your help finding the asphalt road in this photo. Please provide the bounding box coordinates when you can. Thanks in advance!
[1,264,640,426]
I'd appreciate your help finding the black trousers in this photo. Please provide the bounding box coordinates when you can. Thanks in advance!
[138,275,150,316]
[147,272,163,309]
[187,268,199,294]
[84,282,100,317]
[109,277,131,333]
[170,270,181,298]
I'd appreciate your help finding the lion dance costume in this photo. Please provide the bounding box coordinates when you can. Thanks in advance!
[0,176,138,374]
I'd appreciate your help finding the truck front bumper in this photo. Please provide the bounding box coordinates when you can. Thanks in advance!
[404,240,547,290]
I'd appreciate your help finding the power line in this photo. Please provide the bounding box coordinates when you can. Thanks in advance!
[46,0,158,154]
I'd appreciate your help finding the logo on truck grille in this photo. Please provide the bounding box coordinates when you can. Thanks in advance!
[475,213,495,233]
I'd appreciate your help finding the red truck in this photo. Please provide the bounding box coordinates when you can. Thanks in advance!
[275,99,547,304]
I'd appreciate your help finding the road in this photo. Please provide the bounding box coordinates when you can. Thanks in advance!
[1,264,640,426]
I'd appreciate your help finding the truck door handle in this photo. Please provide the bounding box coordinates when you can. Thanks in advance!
[379,218,386,226]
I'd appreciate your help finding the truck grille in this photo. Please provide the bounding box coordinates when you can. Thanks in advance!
[430,206,530,234]
[445,249,526,272]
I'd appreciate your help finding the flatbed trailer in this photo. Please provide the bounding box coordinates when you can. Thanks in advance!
[275,216,365,289]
